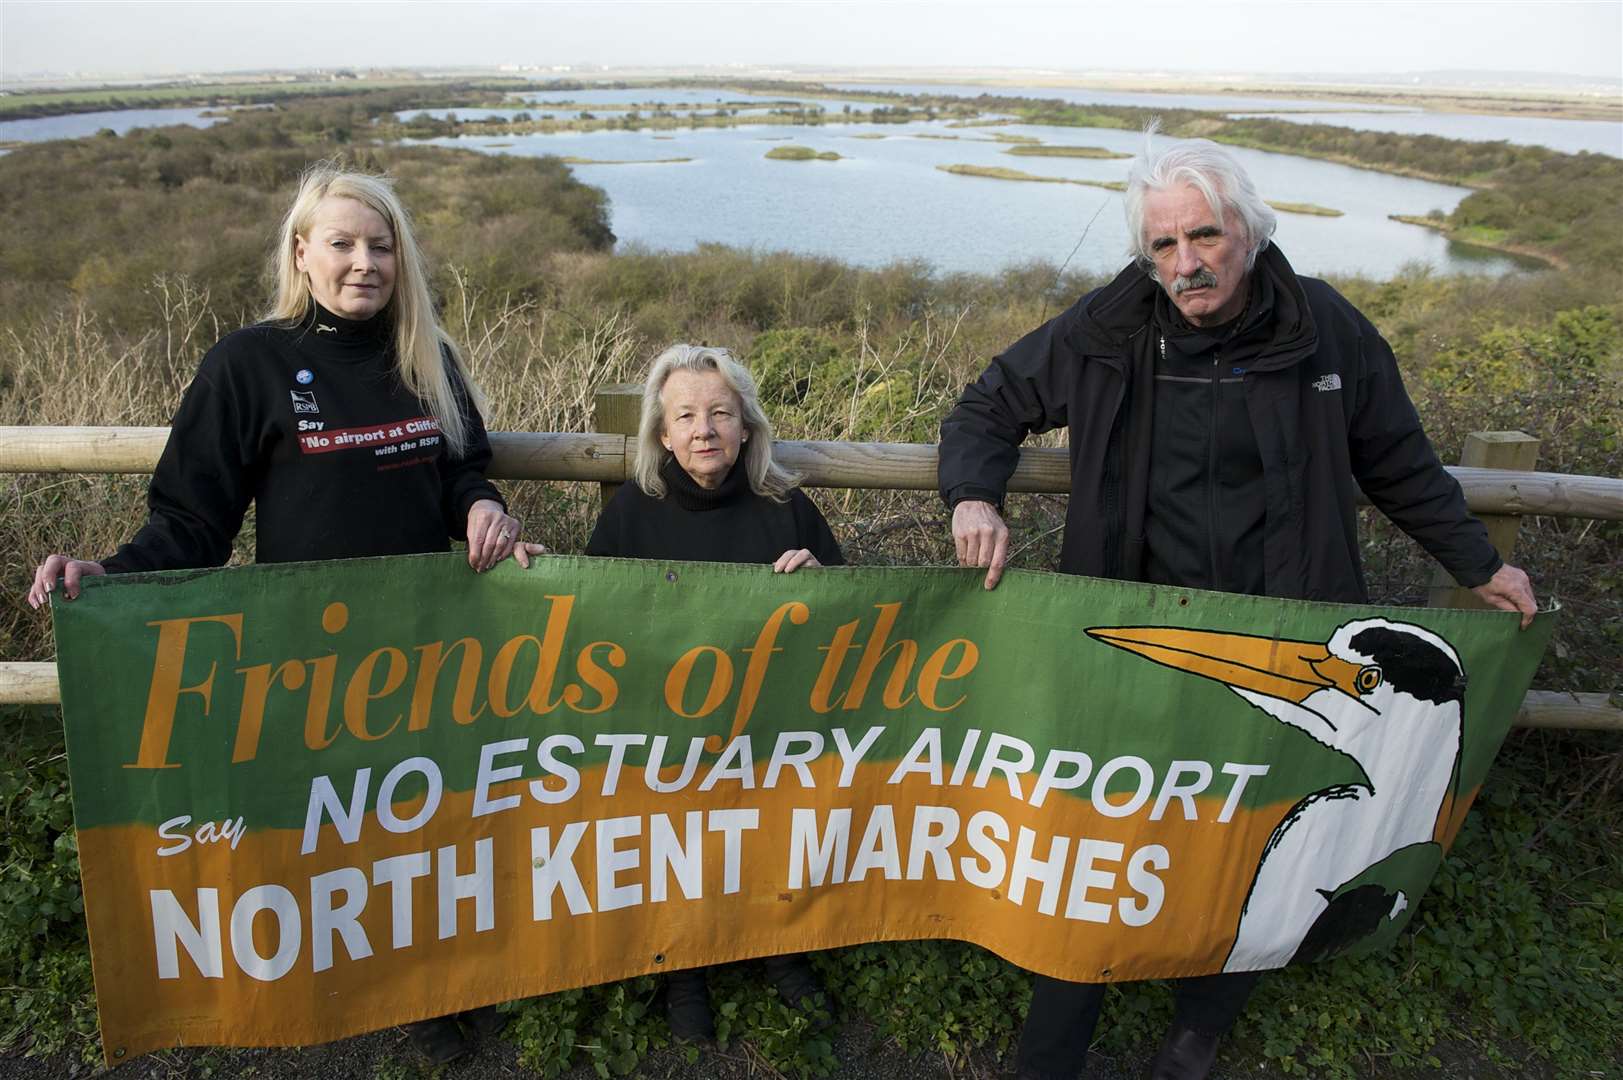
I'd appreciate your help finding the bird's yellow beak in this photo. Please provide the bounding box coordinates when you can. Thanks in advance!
[1086,626,1363,703]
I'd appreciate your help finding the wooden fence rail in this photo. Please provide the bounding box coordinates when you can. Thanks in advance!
[3,422,1619,730]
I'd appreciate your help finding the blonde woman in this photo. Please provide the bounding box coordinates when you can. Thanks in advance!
[25,162,521,1062]
[29,161,527,600]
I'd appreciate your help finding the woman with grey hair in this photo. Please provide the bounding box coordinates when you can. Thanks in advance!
[584,344,841,573]
[581,343,841,1040]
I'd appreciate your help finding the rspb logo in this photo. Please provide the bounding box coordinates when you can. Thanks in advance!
[289,390,319,414]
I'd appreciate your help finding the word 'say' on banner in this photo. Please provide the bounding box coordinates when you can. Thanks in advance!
[52,556,1552,1061]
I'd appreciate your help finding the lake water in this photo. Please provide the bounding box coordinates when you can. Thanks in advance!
[0,107,225,147]
[2,88,1576,279]
[409,119,1531,278]
[832,82,1623,157]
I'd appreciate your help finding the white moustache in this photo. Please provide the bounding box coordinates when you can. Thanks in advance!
[1172,269,1219,295]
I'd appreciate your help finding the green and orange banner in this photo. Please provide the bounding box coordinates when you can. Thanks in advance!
[52,556,1553,1062]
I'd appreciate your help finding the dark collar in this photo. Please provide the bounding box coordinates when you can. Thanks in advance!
[292,302,392,361]
[660,454,751,511]
[1074,244,1317,373]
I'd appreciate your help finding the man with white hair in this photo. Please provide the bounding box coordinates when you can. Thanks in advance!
[937,134,1535,1079]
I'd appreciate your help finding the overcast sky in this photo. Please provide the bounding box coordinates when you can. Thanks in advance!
[4,1,1621,82]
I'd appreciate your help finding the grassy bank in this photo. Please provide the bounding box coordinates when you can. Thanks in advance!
[930,164,1342,218]
[766,145,842,161]
[1390,214,1564,270]
[0,100,1619,1080]
[727,75,1623,123]
[558,155,694,165]
[389,96,980,141]
[937,163,1125,189]
[1266,200,1343,217]
[1004,144,1131,159]
[0,78,535,119]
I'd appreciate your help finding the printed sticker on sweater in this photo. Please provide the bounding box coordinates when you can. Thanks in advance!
[297,416,441,457]
[289,390,319,414]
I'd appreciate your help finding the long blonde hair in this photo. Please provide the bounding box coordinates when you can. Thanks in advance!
[267,161,485,456]
[635,345,800,502]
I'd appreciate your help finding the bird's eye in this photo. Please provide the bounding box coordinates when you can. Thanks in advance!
[1356,666,1383,694]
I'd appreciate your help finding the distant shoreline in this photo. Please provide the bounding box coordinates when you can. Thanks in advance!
[3,69,1619,124]
[1387,214,1564,270]
[746,71,1623,123]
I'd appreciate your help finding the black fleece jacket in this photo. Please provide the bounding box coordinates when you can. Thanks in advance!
[587,456,844,566]
[937,245,1501,603]
[103,305,503,572]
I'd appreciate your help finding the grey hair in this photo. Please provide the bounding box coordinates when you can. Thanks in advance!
[634,344,801,502]
[1124,121,1277,273]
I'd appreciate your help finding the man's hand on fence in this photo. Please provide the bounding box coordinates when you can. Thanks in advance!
[27,555,106,608]
[952,499,1010,590]
[1471,562,1537,629]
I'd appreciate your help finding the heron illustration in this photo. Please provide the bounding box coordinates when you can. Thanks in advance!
[1088,617,1465,971]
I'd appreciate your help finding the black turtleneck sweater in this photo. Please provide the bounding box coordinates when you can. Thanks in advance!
[102,304,502,572]
[585,456,844,566]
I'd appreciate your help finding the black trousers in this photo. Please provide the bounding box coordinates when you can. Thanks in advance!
[1015,971,1262,1079]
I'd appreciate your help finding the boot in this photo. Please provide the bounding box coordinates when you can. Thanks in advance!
[665,969,715,1043]
[1146,1024,1220,1080]
[461,1004,507,1039]
[763,953,823,1009]
[404,1015,471,1065]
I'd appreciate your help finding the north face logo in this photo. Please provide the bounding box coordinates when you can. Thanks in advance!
[1313,374,1342,393]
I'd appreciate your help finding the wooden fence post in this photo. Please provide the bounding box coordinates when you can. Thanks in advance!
[1428,430,1541,610]
[593,383,642,507]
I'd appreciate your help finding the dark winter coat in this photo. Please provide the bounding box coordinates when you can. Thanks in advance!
[937,245,1500,602]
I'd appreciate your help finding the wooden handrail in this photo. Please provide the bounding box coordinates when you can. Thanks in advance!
[4,424,1618,729]
[4,426,1623,519]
